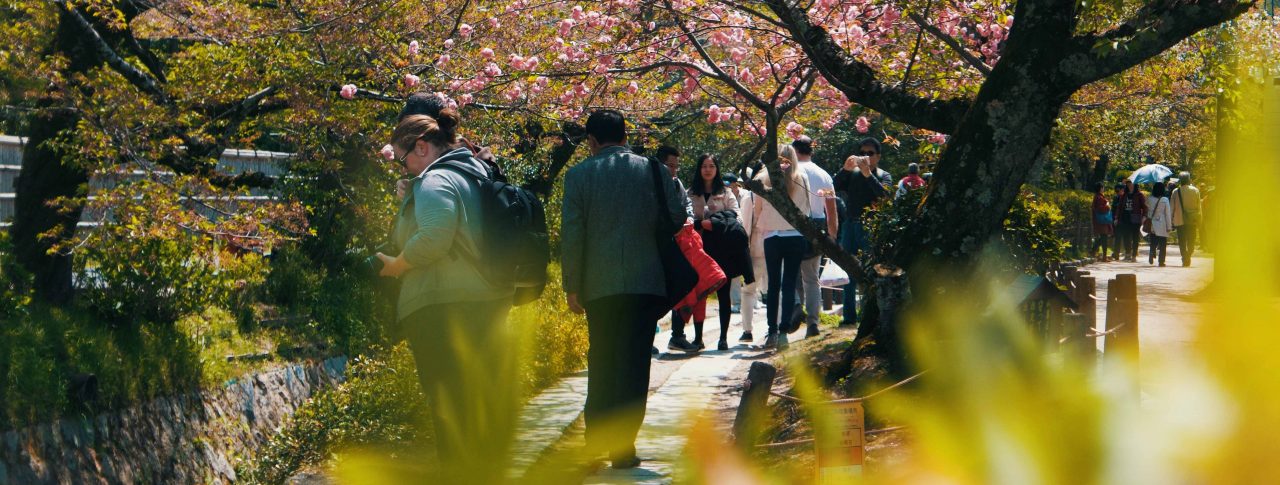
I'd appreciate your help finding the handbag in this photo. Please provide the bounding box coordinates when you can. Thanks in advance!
[1094,211,1114,225]
[818,260,850,287]
[649,159,698,317]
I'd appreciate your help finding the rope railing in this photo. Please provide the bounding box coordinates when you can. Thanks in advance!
[767,370,928,405]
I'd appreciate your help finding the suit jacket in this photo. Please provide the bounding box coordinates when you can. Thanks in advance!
[560,145,691,303]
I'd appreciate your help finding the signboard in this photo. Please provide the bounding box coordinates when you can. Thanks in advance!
[816,401,865,483]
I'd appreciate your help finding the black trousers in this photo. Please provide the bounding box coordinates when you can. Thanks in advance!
[1149,235,1168,265]
[583,294,664,460]
[1178,222,1198,265]
[403,298,516,483]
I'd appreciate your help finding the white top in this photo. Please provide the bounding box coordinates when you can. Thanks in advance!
[1145,195,1174,237]
[797,159,834,219]
[758,175,813,239]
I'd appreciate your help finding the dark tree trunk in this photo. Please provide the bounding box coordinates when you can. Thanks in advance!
[8,8,106,303]
[1092,154,1111,188]
[10,104,87,304]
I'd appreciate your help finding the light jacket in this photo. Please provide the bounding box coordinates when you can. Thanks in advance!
[1145,196,1174,238]
[1170,184,1201,227]
[689,189,740,221]
[393,147,513,321]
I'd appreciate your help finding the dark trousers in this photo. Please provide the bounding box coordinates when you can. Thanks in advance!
[764,236,806,335]
[583,294,663,460]
[1117,222,1140,258]
[839,220,868,325]
[673,284,733,343]
[1178,222,1197,265]
[1092,234,1110,258]
[1149,235,1168,265]
[403,298,516,483]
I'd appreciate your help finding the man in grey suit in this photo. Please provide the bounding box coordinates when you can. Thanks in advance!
[561,109,690,468]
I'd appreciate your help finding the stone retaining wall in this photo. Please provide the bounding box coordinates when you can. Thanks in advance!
[0,356,347,484]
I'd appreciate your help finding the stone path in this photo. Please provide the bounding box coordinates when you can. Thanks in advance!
[510,299,841,484]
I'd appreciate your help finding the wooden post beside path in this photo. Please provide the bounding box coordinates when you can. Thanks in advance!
[734,361,778,449]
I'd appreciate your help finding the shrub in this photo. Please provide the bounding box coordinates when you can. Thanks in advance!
[238,345,429,485]
[511,263,590,392]
[70,181,270,324]
[864,189,1069,275]
[0,231,31,321]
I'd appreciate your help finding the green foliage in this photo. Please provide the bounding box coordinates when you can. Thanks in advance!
[999,191,1070,273]
[70,181,269,324]
[511,263,590,392]
[264,247,323,310]
[864,188,1068,274]
[244,263,589,483]
[239,346,430,485]
[0,305,209,428]
[1034,188,1095,258]
[0,232,32,321]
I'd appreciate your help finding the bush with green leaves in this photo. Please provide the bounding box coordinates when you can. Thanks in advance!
[238,346,430,485]
[69,181,272,324]
[864,188,1068,275]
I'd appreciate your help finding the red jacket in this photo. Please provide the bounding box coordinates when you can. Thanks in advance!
[673,225,727,320]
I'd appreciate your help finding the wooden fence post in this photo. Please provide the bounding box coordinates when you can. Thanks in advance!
[822,287,834,311]
[1103,274,1140,364]
[1061,311,1092,360]
[734,361,778,449]
[1078,276,1097,332]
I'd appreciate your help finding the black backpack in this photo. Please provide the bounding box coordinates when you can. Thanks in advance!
[429,158,549,305]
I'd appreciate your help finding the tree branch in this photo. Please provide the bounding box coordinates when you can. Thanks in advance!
[1064,0,1253,89]
[56,0,169,103]
[762,0,971,134]
[908,12,993,76]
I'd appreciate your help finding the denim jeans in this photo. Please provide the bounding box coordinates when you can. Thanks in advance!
[838,220,868,325]
[764,235,807,335]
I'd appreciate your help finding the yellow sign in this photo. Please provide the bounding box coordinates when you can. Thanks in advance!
[816,401,865,483]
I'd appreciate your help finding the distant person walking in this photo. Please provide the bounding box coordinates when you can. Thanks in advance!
[1170,172,1202,267]
[654,145,700,353]
[735,167,767,344]
[1091,182,1114,262]
[378,111,517,483]
[678,154,752,351]
[790,136,837,339]
[560,110,690,469]
[894,163,927,199]
[1145,182,1174,266]
[755,145,813,350]
[1117,179,1147,262]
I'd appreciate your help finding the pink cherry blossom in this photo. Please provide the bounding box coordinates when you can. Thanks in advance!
[380,144,395,160]
[444,39,454,49]
[458,24,473,38]
[436,54,450,66]
[481,47,495,60]
[855,116,870,133]
[339,84,357,99]
[488,17,500,28]
[535,76,549,87]
[593,64,608,75]
[626,81,639,95]
[403,73,420,88]
[648,21,656,30]
[785,121,805,139]
[408,40,420,56]
[571,6,585,21]
[483,62,503,77]
[707,105,723,123]
[457,93,474,106]
[928,133,948,145]
[559,19,575,37]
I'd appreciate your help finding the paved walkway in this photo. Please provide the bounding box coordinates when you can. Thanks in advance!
[509,300,839,484]
[1083,244,1212,360]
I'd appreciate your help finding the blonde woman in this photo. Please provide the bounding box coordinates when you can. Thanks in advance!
[753,144,812,349]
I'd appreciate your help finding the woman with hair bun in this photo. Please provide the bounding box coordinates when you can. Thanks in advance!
[377,109,517,482]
